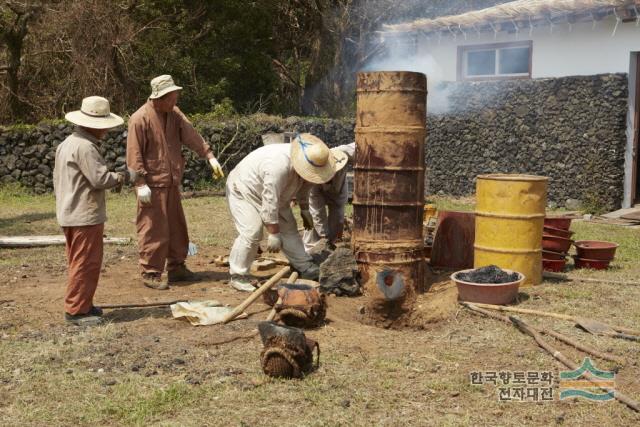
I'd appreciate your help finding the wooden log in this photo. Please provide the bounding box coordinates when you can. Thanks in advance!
[222,266,290,324]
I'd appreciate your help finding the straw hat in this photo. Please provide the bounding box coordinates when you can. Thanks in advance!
[331,147,349,173]
[149,74,182,99]
[65,96,124,129]
[290,134,338,184]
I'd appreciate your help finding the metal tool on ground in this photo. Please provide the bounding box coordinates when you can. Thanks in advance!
[472,302,640,339]
[461,303,625,365]
[461,302,638,412]
[267,272,299,321]
[222,266,290,324]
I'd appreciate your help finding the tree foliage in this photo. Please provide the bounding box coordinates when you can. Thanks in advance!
[0,0,509,123]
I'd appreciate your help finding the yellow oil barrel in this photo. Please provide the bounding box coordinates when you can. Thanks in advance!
[474,174,548,287]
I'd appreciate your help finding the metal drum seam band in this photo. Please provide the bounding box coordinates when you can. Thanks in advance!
[475,211,545,220]
[474,245,542,255]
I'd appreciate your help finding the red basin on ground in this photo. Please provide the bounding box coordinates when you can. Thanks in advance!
[573,256,610,270]
[542,258,567,272]
[544,217,572,231]
[451,269,523,305]
[574,240,618,261]
[542,234,573,253]
[542,250,567,260]
[543,225,574,239]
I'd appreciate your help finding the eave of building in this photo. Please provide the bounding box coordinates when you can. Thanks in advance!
[382,0,640,38]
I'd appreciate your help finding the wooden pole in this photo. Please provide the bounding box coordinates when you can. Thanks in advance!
[222,266,290,324]
[461,303,624,365]
[266,272,298,322]
[510,316,640,413]
[543,271,640,287]
[472,303,640,336]
[461,303,638,412]
[100,300,185,309]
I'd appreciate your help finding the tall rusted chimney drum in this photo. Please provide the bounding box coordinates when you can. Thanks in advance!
[353,71,427,325]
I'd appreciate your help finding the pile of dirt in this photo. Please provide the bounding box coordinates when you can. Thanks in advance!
[456,265,519,284]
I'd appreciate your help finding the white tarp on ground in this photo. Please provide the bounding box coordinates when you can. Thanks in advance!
[170,300,247,326]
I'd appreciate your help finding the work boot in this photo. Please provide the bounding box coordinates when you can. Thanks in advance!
[142,272,169,290]
[64,312,105,327]
[229,275,257,292]
[299,264,320,281]
[168,264,198,283]
[88,305,103,316]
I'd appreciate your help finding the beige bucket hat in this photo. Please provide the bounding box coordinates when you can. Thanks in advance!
[65,96,124,129]
[149,74,182,99]
[290,133,338,184]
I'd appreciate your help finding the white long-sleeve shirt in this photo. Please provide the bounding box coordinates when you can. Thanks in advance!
[228,143,309,225]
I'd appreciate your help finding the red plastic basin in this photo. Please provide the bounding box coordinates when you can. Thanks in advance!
[542,250,567,260]
[573,256,610,270]
[544,217,572,231]
[542,258,566,272]
[574,241,618,261]
[451,269,523,305]
[543,225,574,239]
[542,234,574,253]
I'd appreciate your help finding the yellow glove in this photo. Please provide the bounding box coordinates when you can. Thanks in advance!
[208,157,224,179]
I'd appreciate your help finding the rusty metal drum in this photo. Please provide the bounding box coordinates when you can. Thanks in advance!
[353,71,427,324]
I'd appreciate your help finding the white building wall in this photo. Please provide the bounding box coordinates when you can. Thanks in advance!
[415,16,640,81]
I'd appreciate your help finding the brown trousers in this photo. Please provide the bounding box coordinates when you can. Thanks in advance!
[137,185,189,273]
[63,223,104,315]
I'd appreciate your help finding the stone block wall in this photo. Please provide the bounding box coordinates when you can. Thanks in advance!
[426,74,629,210]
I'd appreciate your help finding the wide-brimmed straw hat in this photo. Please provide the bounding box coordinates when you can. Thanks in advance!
[331,148,349,173]
[290,134,338,184]
[149,74,182,99]
[65,96,124,129]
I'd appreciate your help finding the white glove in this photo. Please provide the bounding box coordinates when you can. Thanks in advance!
[137,184,152,205]
[266,233,282,253]
[208,157,224,179]
[300,209,314,230]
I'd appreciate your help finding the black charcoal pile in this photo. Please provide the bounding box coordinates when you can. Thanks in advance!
[456,265,520,284]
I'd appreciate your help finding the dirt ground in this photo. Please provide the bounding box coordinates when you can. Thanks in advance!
[1,192,640,426]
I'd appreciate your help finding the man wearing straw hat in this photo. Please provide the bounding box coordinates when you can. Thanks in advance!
[54,96,130,326]
[225,133,345,292]
[302,142,354,252]
[127,75,224,290]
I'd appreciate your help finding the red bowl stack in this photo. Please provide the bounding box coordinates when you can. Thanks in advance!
[542,217,574,272]
[573,240,618,270]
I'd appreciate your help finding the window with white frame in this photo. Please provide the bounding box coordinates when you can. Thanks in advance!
[458,41,532,80]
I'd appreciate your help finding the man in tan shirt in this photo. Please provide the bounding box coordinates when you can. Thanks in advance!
[54,96,129,326]
[127,75,224,290]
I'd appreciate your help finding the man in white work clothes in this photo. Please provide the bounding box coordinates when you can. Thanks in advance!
[225,134,343,291]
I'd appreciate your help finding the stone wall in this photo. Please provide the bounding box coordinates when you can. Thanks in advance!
[0,115,355,193]
[426,74,629,211]
[0,73,630,210]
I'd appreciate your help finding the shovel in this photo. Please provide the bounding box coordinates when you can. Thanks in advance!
[472,303,640,341]
[575,317,640,342]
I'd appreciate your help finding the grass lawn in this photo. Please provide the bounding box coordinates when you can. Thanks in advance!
[1,184,639,426]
